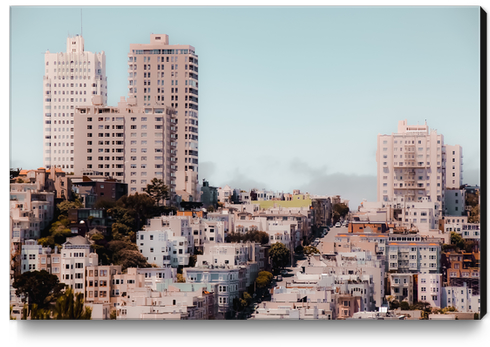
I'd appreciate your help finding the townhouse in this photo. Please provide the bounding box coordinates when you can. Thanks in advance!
[441,282,480,313]
[417,273,442,308]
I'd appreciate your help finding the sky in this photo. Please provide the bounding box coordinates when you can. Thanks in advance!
[9,6,481,209]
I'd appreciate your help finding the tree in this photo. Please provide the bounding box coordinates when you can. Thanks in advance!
[269,243,290,272]
[88,233,112,265]
[13,270,65,310]
[116,249,150,271]
[53,288,92,320]
[400,301,410,310]
[227,230,270,245]
[389,300,400,310]
[10,168,21,179]
[449,231,476,252]
[106,240,144,269]
[233,292,252,315]
[106,205,138,242]
[294,245,304,254]
[38,219,72,249]
[303,245,320,257]
[93,198,116,210]
[111,222,135,241]
[254,271,273,299]
[468,204,480,223]
[177,273,186,283]
[255,271,273,289]
[57,200,83,215]
[465,192,479,207]
[332,203,349,224]
[188,254,198,268]
[10,305,16,320]
[116,193,157,231]
[438,306,457,314]
[450,232,465,250]
[145,178,170,206]
[29,303,52,320]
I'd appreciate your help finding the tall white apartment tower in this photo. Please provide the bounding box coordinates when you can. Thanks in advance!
[127,34,199,200]
[445,144,463,189]
[43,35,107,172]
[376,120,446,216]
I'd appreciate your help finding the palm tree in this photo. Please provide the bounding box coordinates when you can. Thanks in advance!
[53,288,92,320]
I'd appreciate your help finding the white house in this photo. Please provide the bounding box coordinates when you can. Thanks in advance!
[60,235,94,295]
[417,273,442,308]
[137,228,190,268]
[441,283,480,313]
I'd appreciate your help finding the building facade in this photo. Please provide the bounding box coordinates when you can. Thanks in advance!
[445,189,465,216]
[441,283,480,313]
[376,120,446,216]
[43,35,107,171]
[136,217,192,268]
[387,237,441,274]
[445,144,463,189]
[389,273,414,305]
[73,97,177,195]
[60,236,94,295]
[417,273,442,308]
[128,34,199,200]
[10,185,55,244]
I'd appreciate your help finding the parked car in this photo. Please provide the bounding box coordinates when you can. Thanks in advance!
[281,270,288,275]
[335,222,341,228]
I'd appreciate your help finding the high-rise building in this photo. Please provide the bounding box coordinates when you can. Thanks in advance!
[73,96,177,194]
[127,34,199,199]
[376,120,446,216]
[43,35,107,172]
[445,144,463,189]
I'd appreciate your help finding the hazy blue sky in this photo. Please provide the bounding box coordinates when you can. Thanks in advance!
[9,6,481,208]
